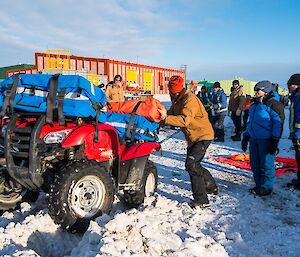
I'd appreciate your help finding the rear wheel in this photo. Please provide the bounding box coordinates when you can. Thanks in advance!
[48,161,115,233]
[124,160,158,207]
[0,167,39,211]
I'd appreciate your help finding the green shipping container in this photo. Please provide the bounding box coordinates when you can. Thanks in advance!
[0,64,35,79]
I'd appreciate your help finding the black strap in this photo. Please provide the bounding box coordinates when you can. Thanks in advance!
[29,86,35,96]
[77,88,82,97]
[0,85,12,117]
[0,74,19,117]
[58,88,66,126]
[125,101,142,141]
[46,74,59,124]
[106,102,112,110]
[8,75,19,115]
[92,102,103,142]
[130,124,138,142]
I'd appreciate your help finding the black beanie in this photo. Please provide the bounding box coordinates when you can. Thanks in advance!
[288,74,300,86]
[213,81,221,88]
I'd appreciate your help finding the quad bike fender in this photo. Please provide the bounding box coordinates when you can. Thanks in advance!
[61,124,120,160]
[122,155,149,190]
[121,142,161,162]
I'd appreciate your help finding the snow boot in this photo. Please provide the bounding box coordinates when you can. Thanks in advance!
[287,179,300,190]
[214,137,224,142]
[231,134,241,141]
[189,200,210,209]
[250,187,272,196]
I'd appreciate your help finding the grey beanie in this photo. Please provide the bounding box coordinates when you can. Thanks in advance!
[254,80,273,94]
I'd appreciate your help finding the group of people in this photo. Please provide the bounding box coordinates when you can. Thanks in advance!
[197,79,272,142]
[159,74,300,209]
[100,72,299,208]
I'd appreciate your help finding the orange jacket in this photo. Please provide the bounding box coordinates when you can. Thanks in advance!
[243,95,252,111]
[165,89,214,146]
[106,84,125,102]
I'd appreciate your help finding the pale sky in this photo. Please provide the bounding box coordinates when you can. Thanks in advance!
[0,0,299,86]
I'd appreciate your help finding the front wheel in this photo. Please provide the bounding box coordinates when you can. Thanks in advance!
[0,167,39,211]
[124,160,158,207]
[48,161,115,233]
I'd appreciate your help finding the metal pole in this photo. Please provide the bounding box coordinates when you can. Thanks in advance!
[180,64,187,84]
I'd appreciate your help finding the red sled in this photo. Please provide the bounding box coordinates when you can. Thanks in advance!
[214,154,297,176]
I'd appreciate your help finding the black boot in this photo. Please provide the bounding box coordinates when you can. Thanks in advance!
[214,137,224,142]
[250,187,272,196]
[287,179,300,189]
[231,134,241,141]
[189,200,210,209]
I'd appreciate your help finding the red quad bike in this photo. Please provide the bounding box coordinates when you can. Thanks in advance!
[0,112,160,232]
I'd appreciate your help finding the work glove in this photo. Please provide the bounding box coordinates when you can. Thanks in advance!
[241,134,250,152]
[236,109,242,116]
[269,137,279,155]
[158,106,167,120]
[159,119,166,128]
[213,104,219,110]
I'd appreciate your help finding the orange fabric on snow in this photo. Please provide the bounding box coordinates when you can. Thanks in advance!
[107,97,165,122]
[230,153,250,161]
[214,155,297,177]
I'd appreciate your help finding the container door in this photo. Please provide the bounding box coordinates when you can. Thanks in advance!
[143,72,153,94]
[87,74,99,85]
[126,70,137,86]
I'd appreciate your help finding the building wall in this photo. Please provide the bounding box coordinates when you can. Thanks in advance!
[219,78,257,96]
[6,53,184,94]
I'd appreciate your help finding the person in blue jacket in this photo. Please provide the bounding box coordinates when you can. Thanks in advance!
[241,81,285,196]
[287,74,300,189]
[211,82,227,142]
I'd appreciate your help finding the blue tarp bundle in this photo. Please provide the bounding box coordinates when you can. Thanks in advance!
[106,112,159,142]
[0,74,159,142]
[0,74,107,122]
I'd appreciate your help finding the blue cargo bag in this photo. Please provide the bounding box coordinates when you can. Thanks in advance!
[106,112,159,142]
[0,74,107,123]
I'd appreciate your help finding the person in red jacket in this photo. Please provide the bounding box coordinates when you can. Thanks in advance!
[242,94,252,131]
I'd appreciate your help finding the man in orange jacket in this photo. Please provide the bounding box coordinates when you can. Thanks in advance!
[160,75,218,208]
[106,75,125,102]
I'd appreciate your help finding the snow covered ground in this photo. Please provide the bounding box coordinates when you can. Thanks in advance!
[1,105,300,257]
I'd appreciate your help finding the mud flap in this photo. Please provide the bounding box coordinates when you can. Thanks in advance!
[121,155,149,191]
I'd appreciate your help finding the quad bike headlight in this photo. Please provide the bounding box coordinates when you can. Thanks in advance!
[43,130,72,144]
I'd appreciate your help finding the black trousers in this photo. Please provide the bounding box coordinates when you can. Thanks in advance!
[212,115,225,139]
[185,140,217,204]
[231,112,242,135]
[205,108,213,124]
[242,109,249,131]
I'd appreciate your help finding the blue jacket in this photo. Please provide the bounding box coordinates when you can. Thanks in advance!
[272,90,280,102]
[245,98,284,140]
[289,88,300,139]
[211,89,227,115]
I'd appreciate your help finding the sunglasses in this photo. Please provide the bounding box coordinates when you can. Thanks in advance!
[115,79,122,82]
[254,88,263,92]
